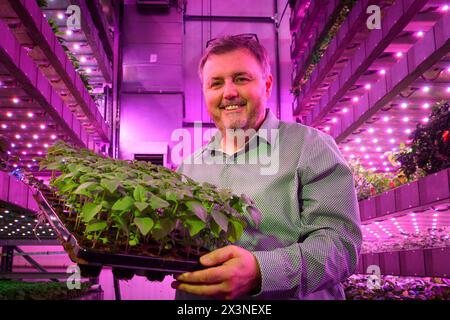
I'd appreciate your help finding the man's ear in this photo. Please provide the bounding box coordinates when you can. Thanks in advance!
[265,74,273,98]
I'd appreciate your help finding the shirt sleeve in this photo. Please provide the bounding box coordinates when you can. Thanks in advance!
[252,130,362,298]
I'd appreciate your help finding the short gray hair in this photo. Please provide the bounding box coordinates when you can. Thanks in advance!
[198,35,271,81]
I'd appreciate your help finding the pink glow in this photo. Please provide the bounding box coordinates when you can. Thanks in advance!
[6,112,12,118]
[1,124,7,129]
[44,143,49,148]
[40,124,46,129]
[422,86,430,92]
[364,84,371,90]
[395,52,403,58]
[355,137,362,143]
[51,134,57,140]
[402,117,409,122]
[80,56,87,63]
[422,117,429,123]
[66,30,73,36]
[27,143,32,148]
[372,138,378,143]
[38,151,42,155]
[441,4,449,11]
[405,128,412,134]
[33,134,38,139]
[416,31,424,37]
[15,134,21,139]
[422,103,430,109]
[27,112,34,118]
[57,12,64,20]
[342,108,348,113]
[344,146,350,151]
[21,124,27,129]
[352,97,359,103]
[12,97,19,104]
[379,69,386,75]
[73,43,80,50]
[376,147,382,152]
[324,126,330,131]
[368,128,374,133]
[383,116,389,122]
[331,118,338,123]
[386,128,393,134]
[401,102,408,109]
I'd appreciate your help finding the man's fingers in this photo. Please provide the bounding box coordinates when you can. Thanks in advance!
[176,266,227,284]
[200,245,238,266]
[171,281,228,299]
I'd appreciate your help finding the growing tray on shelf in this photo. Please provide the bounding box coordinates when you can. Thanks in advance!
[32,185,204,281]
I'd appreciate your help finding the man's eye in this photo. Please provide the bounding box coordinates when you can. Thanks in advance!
[210,82,222,87]
[235,77,250,83]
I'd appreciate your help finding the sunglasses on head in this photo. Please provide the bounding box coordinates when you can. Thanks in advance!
[206,33,259,48]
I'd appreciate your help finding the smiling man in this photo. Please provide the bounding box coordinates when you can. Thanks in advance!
[172,34,362,300]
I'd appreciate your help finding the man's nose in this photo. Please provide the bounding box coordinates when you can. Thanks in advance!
[223,80,238,100]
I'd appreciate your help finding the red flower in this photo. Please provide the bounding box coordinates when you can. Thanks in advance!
[443,130,449,143]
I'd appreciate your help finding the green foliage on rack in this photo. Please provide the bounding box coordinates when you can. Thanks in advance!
[44,19,92,93]
[0,280,92,300]
[36,0,48,9]
[37,141,261,254]
[348,159,414,201]
[291,0,357,94]
[395,101,450,179]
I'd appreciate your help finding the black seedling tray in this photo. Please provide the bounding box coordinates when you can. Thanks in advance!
[32,186,204,278]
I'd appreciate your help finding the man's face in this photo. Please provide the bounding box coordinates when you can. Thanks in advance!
[201,49,273,134]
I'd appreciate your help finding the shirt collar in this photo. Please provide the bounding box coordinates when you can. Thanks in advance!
[204,108,280,153]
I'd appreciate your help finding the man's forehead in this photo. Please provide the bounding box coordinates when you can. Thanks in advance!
[203,49,262,78]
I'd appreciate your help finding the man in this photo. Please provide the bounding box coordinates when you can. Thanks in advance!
[172,34,362,300]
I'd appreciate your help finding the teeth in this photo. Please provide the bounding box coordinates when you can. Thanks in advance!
[224,105,240,110]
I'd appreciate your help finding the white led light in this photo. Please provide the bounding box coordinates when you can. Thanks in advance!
[402,117,409,122]
[344,146,350,151]
[40,124,46,129]
[372,138,378,143]
[401,103,408,109]
[355,138,361,143]
[57,13,64,20]
[360,146,366,151]
[66,29,73,36]
[33,134,38,139]
[27,112,34,118]
[422,103,430,109]
[6,112,13,117]
[12,97,19,104]
[396,52,403,58]
[422,86,430,93]
[368,128,374,133]
[1,124,7,129]
[383,116,389,122]
[365,84,371,90]
[376,147,382,152]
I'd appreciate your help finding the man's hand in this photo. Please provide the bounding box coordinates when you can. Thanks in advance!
[171,245,261,300]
